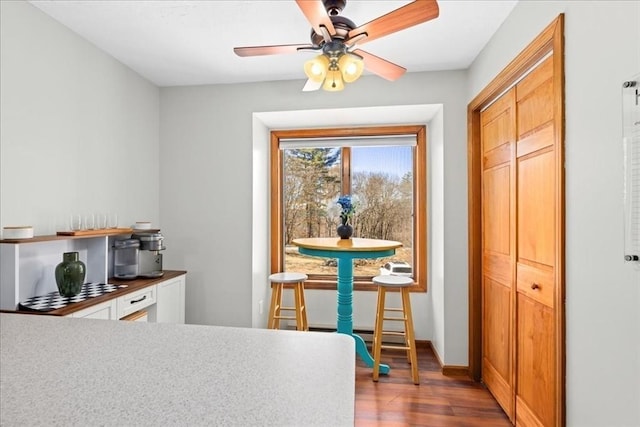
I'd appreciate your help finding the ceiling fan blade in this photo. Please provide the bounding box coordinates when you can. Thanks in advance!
[234,44,314,57]
[302,79,322,92]
[348,0,439,45]
[353,49,406,81]
[295,0,336,36]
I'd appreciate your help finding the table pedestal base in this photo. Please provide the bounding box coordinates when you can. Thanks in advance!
[336,257,390,375]
[352,333,389,374]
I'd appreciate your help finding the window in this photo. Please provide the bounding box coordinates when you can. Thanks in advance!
[270,126,427,291]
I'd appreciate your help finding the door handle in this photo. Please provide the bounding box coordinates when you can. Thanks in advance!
[531,283,540,290]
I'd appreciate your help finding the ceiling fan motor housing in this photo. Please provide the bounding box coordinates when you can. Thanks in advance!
[309,15,356,46]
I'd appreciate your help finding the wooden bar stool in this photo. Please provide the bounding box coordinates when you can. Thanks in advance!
[267,272,309,331]
[371,275,419,384]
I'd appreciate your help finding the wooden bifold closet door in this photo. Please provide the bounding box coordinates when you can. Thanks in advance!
[480,54,559,427]
[481,86,516,420]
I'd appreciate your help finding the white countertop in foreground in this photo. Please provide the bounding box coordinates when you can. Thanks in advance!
[0,313,355,426]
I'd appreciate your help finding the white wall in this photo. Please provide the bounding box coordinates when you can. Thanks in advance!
[0,1,160,236]
[159,71,469,364]
[468,2,640,425]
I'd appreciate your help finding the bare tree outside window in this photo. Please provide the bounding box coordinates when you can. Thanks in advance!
[283,144,414,279]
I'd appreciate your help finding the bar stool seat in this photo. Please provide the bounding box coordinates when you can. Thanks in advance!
[268,272,309,331]
[371,275,419,384]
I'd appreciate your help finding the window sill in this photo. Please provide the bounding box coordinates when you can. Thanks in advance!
[302,278,426,292]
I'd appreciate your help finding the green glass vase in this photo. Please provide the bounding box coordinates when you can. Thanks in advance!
[55,252,86,297]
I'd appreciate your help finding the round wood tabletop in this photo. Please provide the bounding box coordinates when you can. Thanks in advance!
[292,237,402,252]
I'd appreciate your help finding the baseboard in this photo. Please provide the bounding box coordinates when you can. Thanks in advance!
[426,341,470,377]
[441,365,471,376]
[308,325,470,377]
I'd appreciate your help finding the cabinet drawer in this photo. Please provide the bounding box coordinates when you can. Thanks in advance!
[121,310,148,322]
[117,286,156,319]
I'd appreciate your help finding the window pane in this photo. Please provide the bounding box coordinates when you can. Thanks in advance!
[351,145,414,278]
[283,147,341,275]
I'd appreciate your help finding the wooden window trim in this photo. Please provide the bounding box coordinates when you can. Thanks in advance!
[270,125,427,292]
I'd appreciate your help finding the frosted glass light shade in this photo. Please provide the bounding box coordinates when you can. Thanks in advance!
[338,54,364,83]
[322,70,345,91]
[304,55,330,83]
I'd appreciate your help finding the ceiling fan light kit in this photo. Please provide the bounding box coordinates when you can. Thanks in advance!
[234,0,440,92]
[338,53,364,83]
[304,54,330,83]
[323,69,345,91]
[304,50,363,91]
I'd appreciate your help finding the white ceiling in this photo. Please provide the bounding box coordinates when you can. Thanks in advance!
[29,0,518,88]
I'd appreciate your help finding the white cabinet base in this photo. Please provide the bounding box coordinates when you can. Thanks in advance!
[153,275,185,324]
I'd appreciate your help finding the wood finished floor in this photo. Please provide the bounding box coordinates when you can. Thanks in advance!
[355,343,511,426]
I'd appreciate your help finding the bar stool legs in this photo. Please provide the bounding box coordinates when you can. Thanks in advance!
[268,272,309,331]
[372,275,419,385]
[267,282,283,329]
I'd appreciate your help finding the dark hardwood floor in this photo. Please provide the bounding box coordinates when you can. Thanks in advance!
[355,343,511,426]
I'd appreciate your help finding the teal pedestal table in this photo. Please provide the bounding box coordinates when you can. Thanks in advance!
[292,237,402,375]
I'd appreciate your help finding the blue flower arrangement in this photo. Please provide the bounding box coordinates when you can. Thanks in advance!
[337,195,356,225]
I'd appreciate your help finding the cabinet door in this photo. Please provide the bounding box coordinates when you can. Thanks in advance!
[70,300,117,320]
[480,88,516,421]
[515,56,557,427]
[155,275,185,324]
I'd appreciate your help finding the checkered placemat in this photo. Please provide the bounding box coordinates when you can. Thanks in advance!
[18,283,124,312]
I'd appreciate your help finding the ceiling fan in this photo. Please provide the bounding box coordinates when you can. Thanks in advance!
[233,0,440,92]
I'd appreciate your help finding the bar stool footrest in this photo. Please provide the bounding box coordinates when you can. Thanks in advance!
[381,330,407,336]
[382,316,406,321]
[381,344,411,351]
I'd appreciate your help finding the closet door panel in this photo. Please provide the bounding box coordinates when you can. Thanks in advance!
[517,148,555,268]
[515,54,557,426]
[484,165,511,255]
[483,91,515,152]
[482,163,515,420]
[516,294,555,427]
[483,276,513,412]
[517,57,553,138]
[481,87,516,421]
